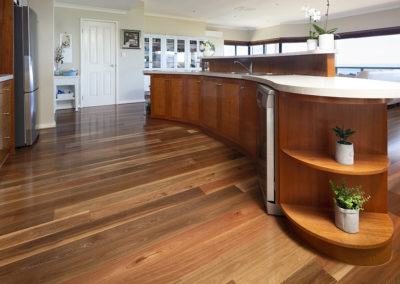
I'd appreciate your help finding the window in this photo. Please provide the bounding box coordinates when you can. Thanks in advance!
[237,45,249,56]
[224,45,235,56]
[224,43,250,56]
[336,34,400,66]
[281,42,308,53]
[250,45,264,55]
[265,43,279,54]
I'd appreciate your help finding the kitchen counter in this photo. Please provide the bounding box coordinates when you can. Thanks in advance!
[0,74,13,82]
[144,71,400,99]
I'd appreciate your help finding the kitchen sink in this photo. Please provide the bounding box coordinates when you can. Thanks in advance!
[227,72,285,76]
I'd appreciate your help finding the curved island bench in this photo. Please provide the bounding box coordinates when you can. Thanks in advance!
[144,57,400,266]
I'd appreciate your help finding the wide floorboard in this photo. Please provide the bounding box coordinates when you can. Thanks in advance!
[0,103,399,283]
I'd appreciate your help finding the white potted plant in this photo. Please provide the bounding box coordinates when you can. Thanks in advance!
[301,7,321,50]
[330,179,371,234]
[54,46,64,76]
[332,126,356,165]
[312,0,338,50]
[200,41,215,57]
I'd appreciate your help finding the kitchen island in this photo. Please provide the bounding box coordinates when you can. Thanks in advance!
[144,52,400,266]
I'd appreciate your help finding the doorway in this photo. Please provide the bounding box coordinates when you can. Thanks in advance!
[81,19,117,107]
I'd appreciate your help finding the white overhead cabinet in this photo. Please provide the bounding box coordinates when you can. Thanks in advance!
[144,34,206,71]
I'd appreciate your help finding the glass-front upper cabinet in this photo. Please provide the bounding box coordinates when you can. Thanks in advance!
[177,39,186,69]
[144,38,150,69]
[166,38,176,69]
[152,37,162,69]
[144,34,206,71]
[190,40,198,68]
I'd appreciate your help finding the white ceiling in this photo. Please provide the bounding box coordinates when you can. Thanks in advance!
[144,0,400,30]
[55,0,141,11]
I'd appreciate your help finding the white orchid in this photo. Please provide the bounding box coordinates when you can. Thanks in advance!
[301,6,321,39]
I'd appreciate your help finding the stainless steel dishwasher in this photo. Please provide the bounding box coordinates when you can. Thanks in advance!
[257,84,283,216]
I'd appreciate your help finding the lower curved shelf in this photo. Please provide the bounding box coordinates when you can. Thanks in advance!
[281,203,394,266]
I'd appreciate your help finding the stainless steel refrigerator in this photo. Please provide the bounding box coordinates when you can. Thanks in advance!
[14,5,39,147]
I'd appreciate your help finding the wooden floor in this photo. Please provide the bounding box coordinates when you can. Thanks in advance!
[0,103,399,284]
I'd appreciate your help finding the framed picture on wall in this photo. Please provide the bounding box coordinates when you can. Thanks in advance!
[121,29,141,49]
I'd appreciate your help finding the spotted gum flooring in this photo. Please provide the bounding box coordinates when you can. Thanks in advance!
[0,103,399,283]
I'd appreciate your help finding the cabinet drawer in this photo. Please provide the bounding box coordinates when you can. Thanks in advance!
[0,81,11,113]
[0,80,11,152]
[0,114,11,151]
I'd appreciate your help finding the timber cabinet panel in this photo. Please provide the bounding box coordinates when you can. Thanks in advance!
[203,53,336,77]
[184,76,202,125]
[240,81,258,158]
[150,75,185,121]
[169,76,185,121]
[0,80,12,166]
[151,75,169,118]
[219,78,242,143]
[201,77,220,131]
[0,0,14,75]
[150,75,259,159]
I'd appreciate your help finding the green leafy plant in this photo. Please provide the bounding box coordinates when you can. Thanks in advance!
[330,179,370,210]
[55,46,64,64]
[332,126,356,145]
[312,0,338,35]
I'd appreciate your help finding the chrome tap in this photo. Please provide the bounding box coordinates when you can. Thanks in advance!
[234,61,253,74]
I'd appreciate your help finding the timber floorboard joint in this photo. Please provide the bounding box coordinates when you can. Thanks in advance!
[0,104,399,283]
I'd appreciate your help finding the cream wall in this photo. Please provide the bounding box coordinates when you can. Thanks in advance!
[145,15,226,56]
[28,0,55,129]
[54,3,145,105]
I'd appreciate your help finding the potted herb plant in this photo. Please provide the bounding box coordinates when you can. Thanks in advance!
[330,179,370,233]
[301,7,321,50]
[332,125,356,165]
[312,0,338,50]
[145,101,151,115]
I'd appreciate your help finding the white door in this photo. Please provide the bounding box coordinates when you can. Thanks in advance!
[81,20,116,107]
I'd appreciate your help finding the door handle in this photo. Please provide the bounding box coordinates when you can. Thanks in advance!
[216,83,222,86]
[3,112,10,115]
[110,64,115,67]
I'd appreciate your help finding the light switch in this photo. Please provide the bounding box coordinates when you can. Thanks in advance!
[121,52,127,57]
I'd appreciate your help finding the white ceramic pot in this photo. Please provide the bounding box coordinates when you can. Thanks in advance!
[307,39,318,51]
[335,141,354,165]
[203,49,214,57]
[319,34,335,50]
[334,204,359,233]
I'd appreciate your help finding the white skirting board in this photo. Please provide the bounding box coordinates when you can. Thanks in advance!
[37,121,56,130]
[118,100,145,104]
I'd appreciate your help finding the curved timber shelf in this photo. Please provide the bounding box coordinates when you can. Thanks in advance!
[281,148,390,175]
[281,203,394,265]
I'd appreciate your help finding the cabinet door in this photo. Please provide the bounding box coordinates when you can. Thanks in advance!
[185,76,202,125]
[240,81,259,158]
[220,79,242,142]
[151,37,162,69]
[151,75,169,118]
[0,81,11,162]
[201,77,220,131]
[169,76,184,121]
